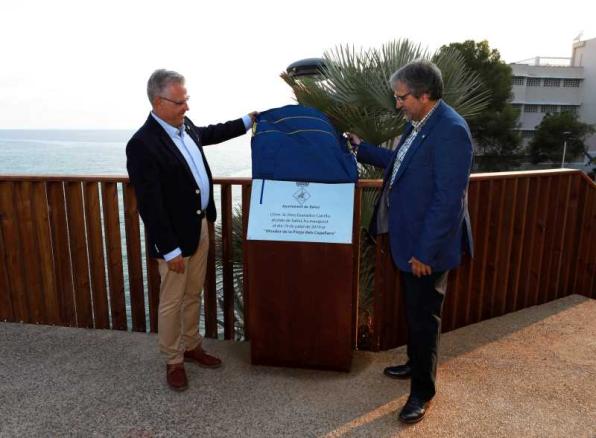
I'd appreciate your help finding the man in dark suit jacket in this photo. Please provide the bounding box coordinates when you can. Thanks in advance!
[126,69,256,391]
[348,60,473,424]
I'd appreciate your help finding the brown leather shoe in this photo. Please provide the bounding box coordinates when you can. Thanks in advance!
[184,346,222,368]
[166,363,188,391]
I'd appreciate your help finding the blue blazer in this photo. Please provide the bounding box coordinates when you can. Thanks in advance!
[357,101,474,272]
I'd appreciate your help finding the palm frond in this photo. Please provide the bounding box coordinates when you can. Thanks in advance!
[432,47,491,119]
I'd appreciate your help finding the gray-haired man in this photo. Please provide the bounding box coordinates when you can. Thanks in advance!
[348,60,473,423]
[127,69,257,391]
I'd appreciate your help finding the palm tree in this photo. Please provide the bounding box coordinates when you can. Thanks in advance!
[281,39,488,348]
[217,38,489,346]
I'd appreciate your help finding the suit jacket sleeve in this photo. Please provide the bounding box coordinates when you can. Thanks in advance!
[193,118,247,146]
[126,137,179,255]
[414,124,473,265]
[356,142,393,169]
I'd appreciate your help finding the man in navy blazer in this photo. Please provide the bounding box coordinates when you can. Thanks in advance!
[348,60,473,424]
[127,69,256,391]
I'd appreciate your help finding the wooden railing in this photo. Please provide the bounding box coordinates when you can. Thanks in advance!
[369,169,596,350]
[0,170,594,350]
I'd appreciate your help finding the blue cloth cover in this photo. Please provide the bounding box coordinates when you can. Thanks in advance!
[251,105,357,183]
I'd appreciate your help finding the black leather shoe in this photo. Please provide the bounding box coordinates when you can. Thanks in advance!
[398,396,431,424]
[383,363,411,379]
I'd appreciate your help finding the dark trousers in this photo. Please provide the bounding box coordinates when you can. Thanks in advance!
[401,270,448,401]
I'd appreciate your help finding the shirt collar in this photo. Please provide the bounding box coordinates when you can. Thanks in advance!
[411,99,441,132]
[151,112,185,137]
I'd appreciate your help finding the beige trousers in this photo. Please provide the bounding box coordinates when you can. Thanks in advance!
[157,219,209,365]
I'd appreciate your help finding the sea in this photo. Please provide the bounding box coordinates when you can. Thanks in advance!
[0,129,253,177]
[0,129,253,334]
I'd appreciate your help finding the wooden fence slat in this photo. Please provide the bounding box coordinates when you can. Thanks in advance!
[241,184,251,340]
[459,181,480,326]
[351,186,362,348]
[450,266,463,330]
[123,183,146,333]
[221,184,235,340]
[551,174,573,300]
[379,235,397,351]
[373,230,407,351]
[574,184,595,296]
[494,178,517,316]
[542,175,567,303]
[101,182,127,330]
[385,249,406,350]
[534,176,558,305]
[561,177,586,296]
[371,235,386,352]
[204,221,218,338]
[588,185,596,298]
[145,229,160,334]
[484,179,504,320]
[66,181,93,328]
[0,182,30,322]
[15,182,46,324]
[469,180,492,324]
[506,177,529,313]
[518,177,540,309]
[452,259,471,329]
[84,182,109,329]
[528,176,551,307]
[570,181,587,295]
[32,182,61,325]
[47,182,76,326]
[0,183,16,322]
[0,230,13,321]
[0,225,14,321]
[442,267,458,332]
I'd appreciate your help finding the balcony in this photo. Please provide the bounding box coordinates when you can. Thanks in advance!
[0,169,595,435]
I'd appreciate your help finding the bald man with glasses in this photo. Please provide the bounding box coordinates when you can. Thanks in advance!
[126,69,257,391]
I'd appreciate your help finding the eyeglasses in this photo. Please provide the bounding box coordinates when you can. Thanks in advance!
[394,92,411,103]
[159,95,190,105]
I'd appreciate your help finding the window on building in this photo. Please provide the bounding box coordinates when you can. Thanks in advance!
[541,105,559,113]
[527,78,541,87]
[563,79,581,87]
[512,76,525,86]
[521,130,535,138]
[543,78,561,87]
[524,105,539,113]
[560,105,578,114]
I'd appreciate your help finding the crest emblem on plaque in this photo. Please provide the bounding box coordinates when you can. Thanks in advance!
[293,187,311,205]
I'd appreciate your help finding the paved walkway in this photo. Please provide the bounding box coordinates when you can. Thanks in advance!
[1,295,595,437]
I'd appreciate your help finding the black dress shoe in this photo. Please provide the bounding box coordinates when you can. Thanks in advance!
[383,363,411,379]
[398,396,431,424]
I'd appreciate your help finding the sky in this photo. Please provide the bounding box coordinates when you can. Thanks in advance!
[1,0,595,129]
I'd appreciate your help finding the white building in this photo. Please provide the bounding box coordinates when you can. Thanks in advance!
[510,37,596,162]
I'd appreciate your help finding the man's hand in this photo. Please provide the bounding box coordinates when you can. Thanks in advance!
[345,132,362,146]
[167,255,185,274]
[248,111,259,122]
[408,256,432,277]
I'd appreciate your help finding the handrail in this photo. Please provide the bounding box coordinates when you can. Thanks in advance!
[2,168,592,185]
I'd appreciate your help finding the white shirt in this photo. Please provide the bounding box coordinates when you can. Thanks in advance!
[151,112,253,261]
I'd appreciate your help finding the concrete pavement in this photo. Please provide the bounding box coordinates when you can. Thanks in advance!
[0,294,594,437]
